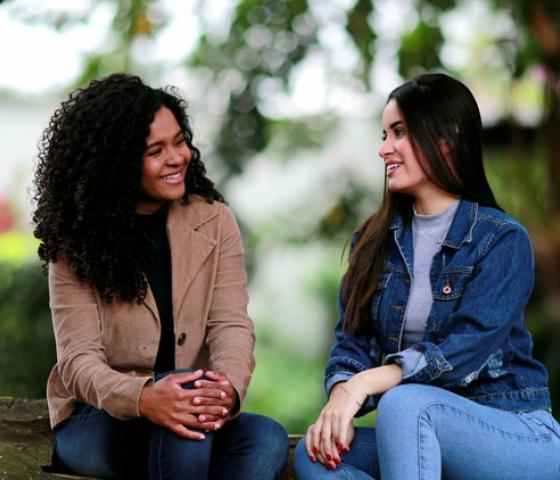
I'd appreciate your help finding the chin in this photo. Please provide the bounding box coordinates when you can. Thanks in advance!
[164,187,186,201]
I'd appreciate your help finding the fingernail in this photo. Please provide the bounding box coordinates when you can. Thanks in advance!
[328,463,336,470]
[326,454,332,461]
[195,381,202,387]
[334,458,341,465]
[310,455,316,463]
[222,408,227,415]
[312,447,319,454]
[220,391,225,398]
[193,397,200,404]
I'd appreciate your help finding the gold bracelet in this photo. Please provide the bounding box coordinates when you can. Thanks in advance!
[340,384,362,408]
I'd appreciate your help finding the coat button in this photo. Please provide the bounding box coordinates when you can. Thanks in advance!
[442,285,452,295]
[177,332,187,346]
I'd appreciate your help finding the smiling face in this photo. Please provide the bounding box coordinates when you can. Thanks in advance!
[136,106,192,214]
[379,99,433,197]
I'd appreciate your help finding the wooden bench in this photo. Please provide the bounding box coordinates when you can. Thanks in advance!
[0,397,301,479]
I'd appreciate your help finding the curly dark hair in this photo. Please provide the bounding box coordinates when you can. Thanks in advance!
[33,73,224,303]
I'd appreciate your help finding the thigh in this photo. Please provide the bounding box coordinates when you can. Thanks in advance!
[149,425,215,480]
[210,412,289,480]
[437,404,560,480]
[378,384,560,480]
[294,427,380,480]
[55,403,150,479]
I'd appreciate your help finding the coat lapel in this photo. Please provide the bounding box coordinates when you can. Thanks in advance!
[142,287,159,324]
[167,199,219,321]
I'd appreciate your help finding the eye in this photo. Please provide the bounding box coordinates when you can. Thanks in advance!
[146,148,162,157]
[175,137,186,146]
[394,127,405,138]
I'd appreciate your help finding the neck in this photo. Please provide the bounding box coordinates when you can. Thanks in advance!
[136,199,167,215]
[413,187,459,215]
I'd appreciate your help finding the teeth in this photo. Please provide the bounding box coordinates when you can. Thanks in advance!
[387,164,400,172]
[162,172,181,180]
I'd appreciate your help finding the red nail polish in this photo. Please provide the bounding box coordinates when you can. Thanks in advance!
[328,463,336,470]
[335,457,341,465]
[326,454,332,461]
[311,455,316,463]
[312,447,319,454]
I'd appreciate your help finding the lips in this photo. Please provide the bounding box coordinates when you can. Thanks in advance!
[160,169,185,184]
[385,161,402,177]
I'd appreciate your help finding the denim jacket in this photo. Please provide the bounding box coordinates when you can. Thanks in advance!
[325,199,551,414]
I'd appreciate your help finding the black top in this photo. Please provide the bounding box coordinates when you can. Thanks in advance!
[135,203,175,373]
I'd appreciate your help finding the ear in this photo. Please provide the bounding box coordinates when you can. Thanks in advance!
[439,138,451,157]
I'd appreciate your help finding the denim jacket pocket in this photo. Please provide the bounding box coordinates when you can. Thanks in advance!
[432,266,474,301]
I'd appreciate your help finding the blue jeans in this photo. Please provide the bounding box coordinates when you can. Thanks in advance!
[55,370,289,479]
[295,384,560,479]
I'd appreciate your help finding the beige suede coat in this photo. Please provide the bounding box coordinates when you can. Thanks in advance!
[46,197,255,429]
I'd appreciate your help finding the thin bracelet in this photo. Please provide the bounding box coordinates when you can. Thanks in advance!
[340,384,362,408]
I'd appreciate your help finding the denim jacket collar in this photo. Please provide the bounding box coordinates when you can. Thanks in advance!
[389,198,478,250]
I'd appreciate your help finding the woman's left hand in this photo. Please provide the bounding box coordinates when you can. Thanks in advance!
[310,376,369,466]
[192,370,237,428]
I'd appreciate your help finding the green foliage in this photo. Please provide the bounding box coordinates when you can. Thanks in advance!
[0,261,54,398]
[244,327,326,432]
[346,0,376,87]
[189,0,318,176]
[398,20,444,78]
[484,146,548,228]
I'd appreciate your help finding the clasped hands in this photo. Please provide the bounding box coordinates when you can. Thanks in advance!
[138,369,237,440]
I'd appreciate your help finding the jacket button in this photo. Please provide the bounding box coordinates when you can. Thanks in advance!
[177,332,187,346]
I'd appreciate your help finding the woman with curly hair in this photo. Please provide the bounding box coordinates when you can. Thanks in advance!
[294,73,560,479]
[33,73,288,479]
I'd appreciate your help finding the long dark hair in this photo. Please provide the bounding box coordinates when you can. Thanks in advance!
[33,73,224,303]
[342,73,501,334]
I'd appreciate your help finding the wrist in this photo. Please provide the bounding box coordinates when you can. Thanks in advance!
[138,383,154,417]
[347,372,371,399]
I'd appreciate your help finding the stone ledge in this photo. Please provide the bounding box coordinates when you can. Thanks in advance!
[0,397,300,479]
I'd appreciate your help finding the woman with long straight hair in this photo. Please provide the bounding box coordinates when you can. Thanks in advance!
[294,73,560,479]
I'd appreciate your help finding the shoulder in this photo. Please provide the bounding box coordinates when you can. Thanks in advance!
[170,195,230,228]
[473,205,532,256]
[169,196,240,240]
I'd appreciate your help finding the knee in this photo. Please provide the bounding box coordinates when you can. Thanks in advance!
[242,415,289,476]
[294,439,314,477]
[377,384,439,428]
[247,414,289,457]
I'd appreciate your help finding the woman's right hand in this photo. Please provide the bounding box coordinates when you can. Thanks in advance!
[304,383,358,469]
[305,415,354,470]
[138,370,228,440]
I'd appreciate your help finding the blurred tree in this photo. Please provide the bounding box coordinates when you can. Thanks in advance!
[3,0,560,416]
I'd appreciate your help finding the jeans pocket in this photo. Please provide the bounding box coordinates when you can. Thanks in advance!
[518,411,558,438]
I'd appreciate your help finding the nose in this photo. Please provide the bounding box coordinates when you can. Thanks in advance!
[379,137,392,161]
[166,146,189,166]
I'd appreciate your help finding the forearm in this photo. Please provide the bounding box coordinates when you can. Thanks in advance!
[345,364,403,398]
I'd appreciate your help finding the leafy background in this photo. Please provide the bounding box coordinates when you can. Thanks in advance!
[0,0,559,433]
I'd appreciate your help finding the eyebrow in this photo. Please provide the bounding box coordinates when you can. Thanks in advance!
[146,130,184,149]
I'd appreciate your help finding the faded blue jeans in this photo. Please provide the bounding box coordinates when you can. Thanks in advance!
[55,370,289,479]
[295,384,560,479]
